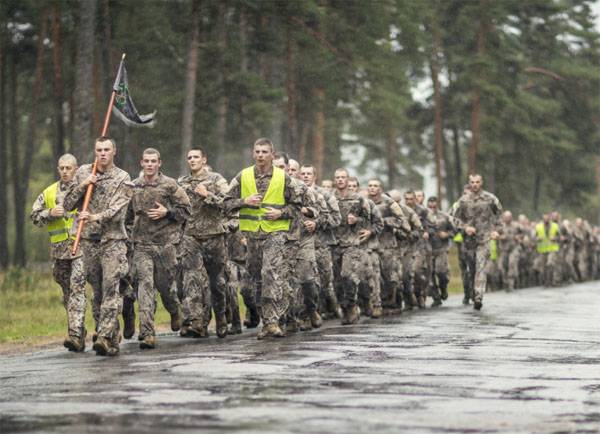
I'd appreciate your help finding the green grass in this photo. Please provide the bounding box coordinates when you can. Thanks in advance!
[0,247,463,347]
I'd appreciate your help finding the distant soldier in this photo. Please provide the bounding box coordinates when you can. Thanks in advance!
[533,213,561,286]
[452,174,502,310]
[126,148,190,349]
[321,179,334,193]
[426,196,456,306]
[31,154,87,352]
[63,137,133,356]
[226,138,304,339]
[497,211,523,291]
[178,148,231,339]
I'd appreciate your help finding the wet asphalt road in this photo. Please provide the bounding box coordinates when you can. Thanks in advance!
[1,282,599,434]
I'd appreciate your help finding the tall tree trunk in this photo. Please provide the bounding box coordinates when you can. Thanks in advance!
[452,125,463,196]
[214,1,228,169]
[312,87,325,178]
[385,122,398,188]
[13,10,49,267]
[72,0,97,162]
[468,1,487,175]
[533,171,541,213]
[9,50,20,265]
[285,21,298,156]
[100,0,113,100]
[442,130,454,204]
[51,1,65,162]
[0,16,8,268]
[430,16,444,201]
[180,0,201,175]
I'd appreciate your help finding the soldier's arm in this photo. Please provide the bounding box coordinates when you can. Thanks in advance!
[303,187,319,220]
[280,175,303,219]
[95,178,133,223]
[167,184,191,223]
[371,203,384,235]
[201,175,229,208]
[62,169,87,212]
[326,193,342,229]
[30,192,51,227]
[224,174,246,213]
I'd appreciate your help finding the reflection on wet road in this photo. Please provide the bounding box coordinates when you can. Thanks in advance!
[1,282,599,433]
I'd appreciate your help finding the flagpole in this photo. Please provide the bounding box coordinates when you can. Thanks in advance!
[71,53,126,256]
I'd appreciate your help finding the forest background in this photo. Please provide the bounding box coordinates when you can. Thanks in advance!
[0,0,598,268]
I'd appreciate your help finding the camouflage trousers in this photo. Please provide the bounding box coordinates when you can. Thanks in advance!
[379,249,400,308]
[533,251,560,286]
[562,245,579,283]
[430,248,449,301]
[456,244,472,300]
[81,239,128,343]
[332,245,370,309]
[246,232,288,326]
[132,244,180,338]
[180,234,227,328]
[284,237,319,321]
[462,242,490,303]
[498,247,520,290]
[52,257,87,338]
[358,249,381,310]
[224,260,243,328]
[398,244,416,305]
[575,248,589,281]
[315,245,339,314]
[413,240,432,301]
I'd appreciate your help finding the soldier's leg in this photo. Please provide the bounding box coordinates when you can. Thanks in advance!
[412,251,428,308]
[154,244,181,331]
[81,239,103,334]
[95,240,128,355]
[368,251,382,313]
[331,246,344,302]
[52,259,71,311]
[132,247,156,340]
[463,247,476,303]
[260,233,288,327]
[434,249,450,301]
[472,242,491,308]
[577,249,588,281]
[65,256,87,348]
[225,261,242,334]
[243,238,262,328]
[340,247,366,324]
[507,248,520,290]
[180,236,209,336]
[401,248,416,309]
[316,246,339,317]
[380,249,399,309]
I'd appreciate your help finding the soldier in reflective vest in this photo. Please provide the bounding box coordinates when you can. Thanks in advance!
[226,138,303,339]
[31,154,88,352]
[533,213,561,286]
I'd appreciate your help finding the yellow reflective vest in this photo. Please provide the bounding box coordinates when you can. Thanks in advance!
[535,222,560,254]
[43,182,76,244]
[490,239,498,261]
[239,166,290,233]
[453,232,463,243]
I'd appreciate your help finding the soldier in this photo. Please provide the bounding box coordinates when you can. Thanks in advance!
[517,214,537,288]
[63,137,133,356]
[300,165,342,320]
[368,180,410,314]
[332,169,371,324]
[31,154,87,352]
[452,174,502,310]
[127,148,190,349]
[533,213,561,286]
[348,177,383,317]
[426,196,456,306]
[497,211,523,291]
[224,220,245,334]
[450,185,472,304]
[560,219,579,284]
[321,179,334,193]
[273,153,319,332]
[226,138,303,339]
[178,148,231,339]
[572,217,591,282]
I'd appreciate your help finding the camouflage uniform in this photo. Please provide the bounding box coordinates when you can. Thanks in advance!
[226,166,304,326]
[397,203,423,308]
[178,168,230,334]
[31,182,87,340]
[332,190,371,315]
[572,223,591,282]
[225,225,245,333]
[312,185,341,317]
[497,221,523,290]
[428,209,456,302]
[357,199,383,315]
[410,204,435,306]
[127,173,190,339]
[452,190,503,305]
[63,164,133,347]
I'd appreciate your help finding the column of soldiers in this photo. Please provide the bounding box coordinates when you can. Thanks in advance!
[32,138,600,356]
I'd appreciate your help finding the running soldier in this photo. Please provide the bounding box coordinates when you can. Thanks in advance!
[426,196,456,306]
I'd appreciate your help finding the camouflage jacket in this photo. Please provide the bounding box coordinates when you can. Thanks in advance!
[333,189,371,248]
[398,202,423,245]
[178,168,230,239]
[31,180,80,259]
[313,185,341,248]
[498,221,523,253]
[453,190,502,244]
[63,164,132,242]
[127,173,191,245]
[371,194,410,249]
[287,178,319,242]
[428,209,457,251]
[364,198,384,251]
[226,165,303,239]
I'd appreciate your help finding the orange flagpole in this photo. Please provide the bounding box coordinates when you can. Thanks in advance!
[71,53,125,256]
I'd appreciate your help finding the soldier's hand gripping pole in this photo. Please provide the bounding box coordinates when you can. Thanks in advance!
[71,53,126,256]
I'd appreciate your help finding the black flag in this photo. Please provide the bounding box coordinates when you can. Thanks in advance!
[112,58,156,127]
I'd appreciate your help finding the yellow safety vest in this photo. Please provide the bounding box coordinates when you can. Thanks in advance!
[43,182,76,244]
[535,222,559,254]
[490,239,498,261]
[239,166,290,233]
[453,232,463,243]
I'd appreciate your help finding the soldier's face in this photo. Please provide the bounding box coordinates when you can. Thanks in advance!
[253,145,273,167]
[187,150,204,172]
[322,180,333,192]
[289,162,300,178]
[348,181,358,192]
[300,168,315,185]
[141,153,161,177]
[427,200,438,211]
[404,193,416,208]
[469,176,482,193]
[334,171,348,190]
[415,191,424,204]
[95,140,116,168]
[273,158,287,171]
[57,161,77,183]
[367,181,380,197]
